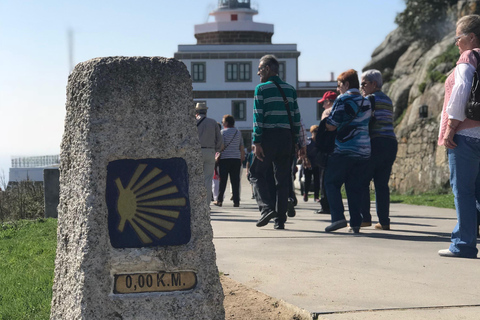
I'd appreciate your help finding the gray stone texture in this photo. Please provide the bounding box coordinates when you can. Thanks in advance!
[50,57,225,320]
[362,2,480,194]
[363,9,464,193]
[385,33,453,193]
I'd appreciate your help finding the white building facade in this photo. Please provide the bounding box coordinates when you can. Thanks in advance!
[175,0,336,146]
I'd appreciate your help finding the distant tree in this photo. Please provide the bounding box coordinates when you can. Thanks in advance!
[395,0,458,42]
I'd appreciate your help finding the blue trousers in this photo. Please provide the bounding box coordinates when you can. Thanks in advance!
[360,137,398,226]
[324,154,369,228]
[448,135,480,258]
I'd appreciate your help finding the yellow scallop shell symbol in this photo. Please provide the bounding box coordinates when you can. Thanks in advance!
[115,164,186,244]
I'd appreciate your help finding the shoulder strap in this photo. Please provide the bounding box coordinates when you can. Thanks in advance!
[196,117,206,127]
[368,95,376,117]
[272,80,296,144]
[471,50,480,68]
[368,95,375,112]
[223,129,238,150]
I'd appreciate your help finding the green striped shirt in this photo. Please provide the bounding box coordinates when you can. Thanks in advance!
[252,76,301,144]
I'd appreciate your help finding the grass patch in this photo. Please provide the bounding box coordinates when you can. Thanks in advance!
[390,191,455,209]
[0,191,457,318]
[418,82,427,93]
[339,188,455,209]
[0,219,57,320]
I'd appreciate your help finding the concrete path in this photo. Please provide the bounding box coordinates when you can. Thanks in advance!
[211,175,480,319]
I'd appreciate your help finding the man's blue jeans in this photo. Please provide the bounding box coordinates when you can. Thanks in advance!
[448,135,480,258]
[324,154,369,228]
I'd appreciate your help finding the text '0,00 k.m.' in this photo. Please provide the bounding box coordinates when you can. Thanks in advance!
[114,271,197,294]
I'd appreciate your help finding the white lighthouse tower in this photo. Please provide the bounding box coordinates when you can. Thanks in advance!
[174,0,335,145]
[194,0,274,45]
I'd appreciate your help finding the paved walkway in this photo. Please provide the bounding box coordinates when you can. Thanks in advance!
[211,175,480,319]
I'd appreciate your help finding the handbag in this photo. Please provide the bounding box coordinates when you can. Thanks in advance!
[466,50,480,121]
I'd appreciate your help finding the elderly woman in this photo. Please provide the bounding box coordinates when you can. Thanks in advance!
[214,114,245,208]
[323,69,371,233]
[438,14,480,258]
[359,70,397,230]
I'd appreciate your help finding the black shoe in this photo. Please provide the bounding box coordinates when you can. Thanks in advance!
[256,210,277,227]
[348,226,360,234]
[287,199,296,217]
[274,221,285,229]
[233,203,240,207]
[325,219,347,232]
[314,208,330,214]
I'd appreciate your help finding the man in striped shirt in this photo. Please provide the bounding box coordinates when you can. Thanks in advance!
[250,55,304,229]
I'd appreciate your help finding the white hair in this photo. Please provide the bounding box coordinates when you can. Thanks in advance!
[361,69,383,89]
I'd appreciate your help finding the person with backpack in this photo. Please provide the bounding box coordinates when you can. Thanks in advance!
[438,14,480,258]
[359,70,397,231]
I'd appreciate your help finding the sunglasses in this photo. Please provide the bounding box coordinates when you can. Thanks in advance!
[361,81,370,87]
[454,33,468,44]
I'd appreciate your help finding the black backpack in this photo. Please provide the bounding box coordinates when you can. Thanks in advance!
[466,50,480,121]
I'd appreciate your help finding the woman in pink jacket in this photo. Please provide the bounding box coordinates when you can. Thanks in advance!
[438,14,480,258]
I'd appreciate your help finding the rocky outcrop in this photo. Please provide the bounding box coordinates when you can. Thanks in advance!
[364,0,480,193]
[363,28,412,77]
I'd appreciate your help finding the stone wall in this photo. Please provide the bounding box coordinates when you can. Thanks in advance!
[391,118,449,194]
[365,0,480,194]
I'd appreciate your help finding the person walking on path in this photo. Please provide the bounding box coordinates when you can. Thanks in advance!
[214,114,245,207]
[438,14,480,258]
[250,54,306,229]
[195,102,223,206]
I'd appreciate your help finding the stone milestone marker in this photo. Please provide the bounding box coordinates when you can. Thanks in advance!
[50,57,225,319]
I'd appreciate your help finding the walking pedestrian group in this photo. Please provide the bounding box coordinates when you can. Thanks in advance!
[196,17,480,258]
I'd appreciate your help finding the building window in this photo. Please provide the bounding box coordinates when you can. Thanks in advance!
[231,14,238,21]
[226,62,251,82]
[232,100,247,121]
[192,62,206,82]
[278,62,286,81]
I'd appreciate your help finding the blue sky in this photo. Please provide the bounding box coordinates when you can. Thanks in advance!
[0,0,405,180]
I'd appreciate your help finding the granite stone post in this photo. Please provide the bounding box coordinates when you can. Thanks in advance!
[50,57,225,319]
